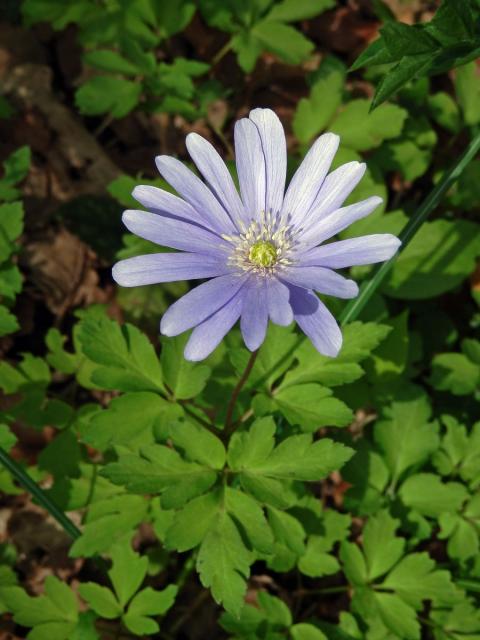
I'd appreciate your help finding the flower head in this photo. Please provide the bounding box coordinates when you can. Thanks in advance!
[113,108,400,361]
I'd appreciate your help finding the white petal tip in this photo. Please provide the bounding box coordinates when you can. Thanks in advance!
[160,319,175,337]
[111,263,127,286]
[249,107,276,119]
[121,209,136,226]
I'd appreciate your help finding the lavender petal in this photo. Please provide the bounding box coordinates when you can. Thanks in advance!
[288,284,342,357]
[160,273,248,337]
[299,234,401,268]
[122,209,229,255]
[240,278,269,351]
[184,290,244,361]
[281,266,359,299]
[282,133,339,226]
[301,161,366,231]
[267,277,293,326]
[186,133,248,230]
[249,108,287,216]
[132,185,210,229]
[112,253,231,287]
[234,118,266,221]
[155,155,236,234]
[298,196,383,247]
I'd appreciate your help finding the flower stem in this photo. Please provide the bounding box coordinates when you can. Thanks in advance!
[224,349,259,439]
[0,447,81,540]
[339,129,480,325]
[212,39,233,66]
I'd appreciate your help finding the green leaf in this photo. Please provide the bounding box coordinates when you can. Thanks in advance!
[372,53,436,110]
[152,0,196,38]
[433,416,480,486]
[168,419,225,469]
[22,0,92,29]
[298,538,340,578]
[267,506,306,555]
[374,390,439,483]
[292,57,345,144]
[456,62,480,125]
[127,584,177,618]
[374,138,432,182]
[70,495,148,557]
[427,92,462,132]
[228,419,353,506]
[267,0,334,22]
[109,541,148,608]
[45,328,79,374]
[380,552,457,608]
[69,611,100,640]
[399,473,468,518]
[430,598,480,639]
[428,0,476,43]
[252,21,314,65]
[291,624,328,640]
[102,444,219,509]
[77,315,164,392]
[380,22,438,57]
[298,509,349,577]
[122,613,158,636]
[0,147,30,202]
[330,100,407,151]
[0,424,17,451]
[83,49,142,75]
[263,383,353,432]
[3,576,78,640]
[0,352,50,394]
[38,430,81,478]
[81,392,172,452]
[374,592,420,640]
[75,76,142,118]
[230,324,299,392]
[340,541,367,585]
[0,201,24,262]
[362,511,405,580]
[225,487,274,554]
[283,321,391,388]
[384,219,480,299]
[430,352,480,396]
[0,305,19,337]
[350,37,392,72]
[197,509,252,616]
[165,489,221,552]
[231,32,262,73]
[161,334,211,399]
[78,584,121,620]
[220,591,291,637]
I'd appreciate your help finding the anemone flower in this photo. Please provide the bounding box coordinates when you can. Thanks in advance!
[113,108,400,361]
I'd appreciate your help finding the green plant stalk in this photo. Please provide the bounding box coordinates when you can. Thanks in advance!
[0,447,81,540]
[339,129,480,325]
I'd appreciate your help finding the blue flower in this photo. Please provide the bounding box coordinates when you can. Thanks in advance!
[113,108,400,361]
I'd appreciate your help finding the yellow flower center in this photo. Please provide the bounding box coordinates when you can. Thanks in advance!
[249,241,277,268]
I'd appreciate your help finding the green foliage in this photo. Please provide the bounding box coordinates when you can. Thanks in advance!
[199,0,334,72]
[351,0,480,108]
[429,340,480,397]
[79,541,176,636]
[340,511,458,639]
[0,147,30,337]
[23,0,213,119]
[0,576,81,640]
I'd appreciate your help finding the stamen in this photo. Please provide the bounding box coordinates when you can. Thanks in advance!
[224,211,295,274]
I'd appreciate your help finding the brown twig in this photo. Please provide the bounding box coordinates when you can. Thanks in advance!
[223,349,259,440]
